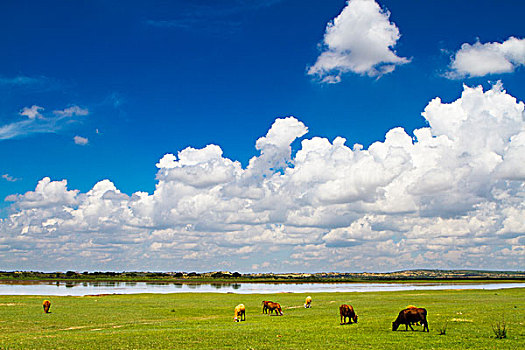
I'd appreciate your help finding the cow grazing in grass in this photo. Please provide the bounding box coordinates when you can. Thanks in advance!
[234,304,245,322]
[405,305,421,326]
[261,300,273,314]
[339,304,358,324]
[42,300,51,313]
[392,307,429,332]
[266,302,283,316]
[304,296,312,308]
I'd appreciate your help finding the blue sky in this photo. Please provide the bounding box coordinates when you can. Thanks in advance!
[1,0,524,272]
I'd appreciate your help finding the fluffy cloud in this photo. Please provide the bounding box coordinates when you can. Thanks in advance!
[19,105,44,120]
[0,104,89,140]
[447,37,525,78]
[74,136,89,145]
[1,84,524,272]
[308,0,409,82]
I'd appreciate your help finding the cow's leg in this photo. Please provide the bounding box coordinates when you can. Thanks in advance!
[408,323,414,331]
[423,321,429,332]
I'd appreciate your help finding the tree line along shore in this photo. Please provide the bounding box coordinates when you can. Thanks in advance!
[1,269,523,283]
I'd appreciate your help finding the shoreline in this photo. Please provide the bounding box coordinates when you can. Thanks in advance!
[1,285,524,297]
[0,278,524,284]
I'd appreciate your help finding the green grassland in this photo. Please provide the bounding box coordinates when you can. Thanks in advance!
[0,288,523,349]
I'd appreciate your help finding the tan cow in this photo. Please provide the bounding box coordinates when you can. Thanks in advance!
[304,296,312,308]
[234,304,246,322]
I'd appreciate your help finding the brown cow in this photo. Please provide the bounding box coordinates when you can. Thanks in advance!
[392,307,429,332]
[261,300,273,314]
[266,302,283,316]
[42,300,51,313]
[339,304,358,324]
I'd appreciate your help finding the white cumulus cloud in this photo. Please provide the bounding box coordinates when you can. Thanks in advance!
[19,105,44,120]
[1,83,524,272]
[308,0,410,82]
[74,136,89,145]
[447,37,525,78]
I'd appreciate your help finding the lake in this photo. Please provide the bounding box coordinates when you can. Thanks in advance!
[0,281,523,296]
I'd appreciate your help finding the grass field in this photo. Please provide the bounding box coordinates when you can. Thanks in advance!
[0,288,523,349]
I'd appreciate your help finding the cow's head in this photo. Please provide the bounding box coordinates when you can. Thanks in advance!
[392,321,399,331]
[353,314,358,323]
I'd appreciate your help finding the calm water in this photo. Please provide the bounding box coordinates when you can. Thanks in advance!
[0,281,523,296]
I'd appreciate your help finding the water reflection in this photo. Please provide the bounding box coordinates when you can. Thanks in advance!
[0,281,522,296]
[145,282,168,286]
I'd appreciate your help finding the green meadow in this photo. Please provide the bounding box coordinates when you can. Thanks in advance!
[0,288,523,349]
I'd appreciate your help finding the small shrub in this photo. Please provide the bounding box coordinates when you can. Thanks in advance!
[492,317,507,339]
[437,321,448,335]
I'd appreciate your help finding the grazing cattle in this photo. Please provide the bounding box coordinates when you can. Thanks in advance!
[234,304,246,322]
[392,307,429,332]
[42,300,51,313]
[266,302,283,316]
[339,304,358,324]
[405,305,421,326]
[304,296,312,308]
[261,300,273,314]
